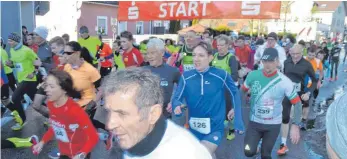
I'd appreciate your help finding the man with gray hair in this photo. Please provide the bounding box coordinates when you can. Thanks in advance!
[143,38,181,118]
[103,68,212,159]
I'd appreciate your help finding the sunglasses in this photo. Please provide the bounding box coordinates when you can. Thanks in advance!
[64,51,75,55]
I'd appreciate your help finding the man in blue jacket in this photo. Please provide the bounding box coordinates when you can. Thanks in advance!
[172,41,244,158]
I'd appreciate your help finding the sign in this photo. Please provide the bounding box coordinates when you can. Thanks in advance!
[118,1,281,21]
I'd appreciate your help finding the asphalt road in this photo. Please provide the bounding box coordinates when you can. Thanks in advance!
[2,56,347,159]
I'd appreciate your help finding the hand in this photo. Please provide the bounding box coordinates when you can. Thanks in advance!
[290,124,300,144]
[33,59,42,66]
[99,57,105,61]
[301,93,310,101]
[27,73,35,79]
[317,81,322,89]
[32,141,44,155]
[166,103,172,113]
[174,105,183,115]
[227,109,235,120]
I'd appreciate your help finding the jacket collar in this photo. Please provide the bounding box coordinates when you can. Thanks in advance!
[126,115,167,156]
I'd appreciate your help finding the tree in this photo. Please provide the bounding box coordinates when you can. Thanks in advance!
[169,20,181,34]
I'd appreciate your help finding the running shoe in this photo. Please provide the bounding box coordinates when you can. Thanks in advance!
[329,78,334,82]
[30,135,39,155]
[11,110,23,131]
[48,148,60,159]
[335,76,338,81]
[226,129,235,140]
[277,144,289,156]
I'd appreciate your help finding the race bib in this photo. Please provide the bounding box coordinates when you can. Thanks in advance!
[15,63,23,72]
[189,117,211,134]
[52,125,69,142]
[183,64,195,71]
[293,82,301,92]
[255,106,274,119]
[333,53,339,57]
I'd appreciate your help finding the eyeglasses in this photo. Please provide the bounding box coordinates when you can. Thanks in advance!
[63,51,75,55]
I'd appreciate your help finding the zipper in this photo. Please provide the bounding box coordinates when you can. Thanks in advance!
[200,73,204,95]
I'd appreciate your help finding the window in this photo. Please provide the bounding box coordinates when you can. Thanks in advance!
[118,21,127,34]
[97,16,108,35]
[164,21,170,30]
[136,21,144,35]
[153,21,162,27]
[320,4,327,8]
[338,6,342,14]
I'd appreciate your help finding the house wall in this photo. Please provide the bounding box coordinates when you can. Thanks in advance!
[78,2,118,39]
[331,2,346,36]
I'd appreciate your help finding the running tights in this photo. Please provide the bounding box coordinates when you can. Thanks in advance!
[244,121,281,159]
[6,81,37,123]
[330,60,339,78]
[6,72,17,92]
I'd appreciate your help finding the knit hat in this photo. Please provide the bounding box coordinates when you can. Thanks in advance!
[33,26,49,39]
[8,33,21,43]
[326,92,347,159]
[79,26,89,34]
[267,32,278,40]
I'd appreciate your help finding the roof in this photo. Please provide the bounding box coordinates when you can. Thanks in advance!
[314,1,342,12]
[88,1,118,6]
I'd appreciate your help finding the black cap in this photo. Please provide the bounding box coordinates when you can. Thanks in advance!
[255,39,265,45]
[238,35,245,41]
[79,26,89,33]
[261,48,278,61]
[267,32,278,40]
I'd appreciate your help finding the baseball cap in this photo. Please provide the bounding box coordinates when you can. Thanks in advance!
[261,48,278,61]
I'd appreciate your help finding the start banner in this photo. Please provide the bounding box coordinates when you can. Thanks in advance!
[118,1,281,21]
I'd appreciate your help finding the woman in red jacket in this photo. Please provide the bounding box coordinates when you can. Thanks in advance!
[32,70,99,159]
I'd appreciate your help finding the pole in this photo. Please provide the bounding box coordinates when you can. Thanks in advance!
[258,19,261,37]
[251,19,254,37]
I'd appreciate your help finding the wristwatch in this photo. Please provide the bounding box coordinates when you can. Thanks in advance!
[77,152,86,159]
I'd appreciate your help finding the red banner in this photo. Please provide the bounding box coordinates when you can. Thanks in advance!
[118,1,281,21]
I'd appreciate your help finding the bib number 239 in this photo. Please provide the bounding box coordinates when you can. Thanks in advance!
[189,117,211,134]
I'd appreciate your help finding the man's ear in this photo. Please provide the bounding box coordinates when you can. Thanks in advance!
[148,104,162,125]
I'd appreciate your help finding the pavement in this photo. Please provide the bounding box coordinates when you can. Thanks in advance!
[2,54,347,159]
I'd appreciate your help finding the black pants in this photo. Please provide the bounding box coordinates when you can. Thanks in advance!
[1,84,10,100]
[6,73,17,92]
[343,51,347,63]
[244,121,281,159]
[6,81,38,123]
[224,89,232,119]
[1,140,16,149]
[330,60,339,78]
[100,67,112,79]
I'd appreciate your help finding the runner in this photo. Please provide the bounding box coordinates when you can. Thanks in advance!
[172,41,244,158]
[254,32,286,71]
[211,35,239,140]
[31,36,67,119]
[103,67,212,159]
[62,34,70,43]
[112,40,125,70]
[96,40,114,78]
[278,44,317,155]
[33,26,54,73]
[329,42,341,81]
[120,31,144,67]
[235,35,251,69]
[143,38,180,119]
[1,38,17,92]
[242,48,302,159]
[5,33,41,130]
[304,47,323,102]
[27,33,39,53]
[77,26,102,67]
[32,70,99,159]
[176,30,200,72]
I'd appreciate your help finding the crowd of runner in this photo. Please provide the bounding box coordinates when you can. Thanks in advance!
[0,25,346,159]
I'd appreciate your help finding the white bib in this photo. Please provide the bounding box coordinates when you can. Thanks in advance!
[52,125,69,142]
[15,63,23,72]
[183,64,195,71]
[255,106,274,119]
[293,82,301,92]
[189,117,211,134]
[333,53,339,57]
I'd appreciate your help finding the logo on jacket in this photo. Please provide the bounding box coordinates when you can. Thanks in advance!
[69,124,79,132]
[205,81,210,85]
